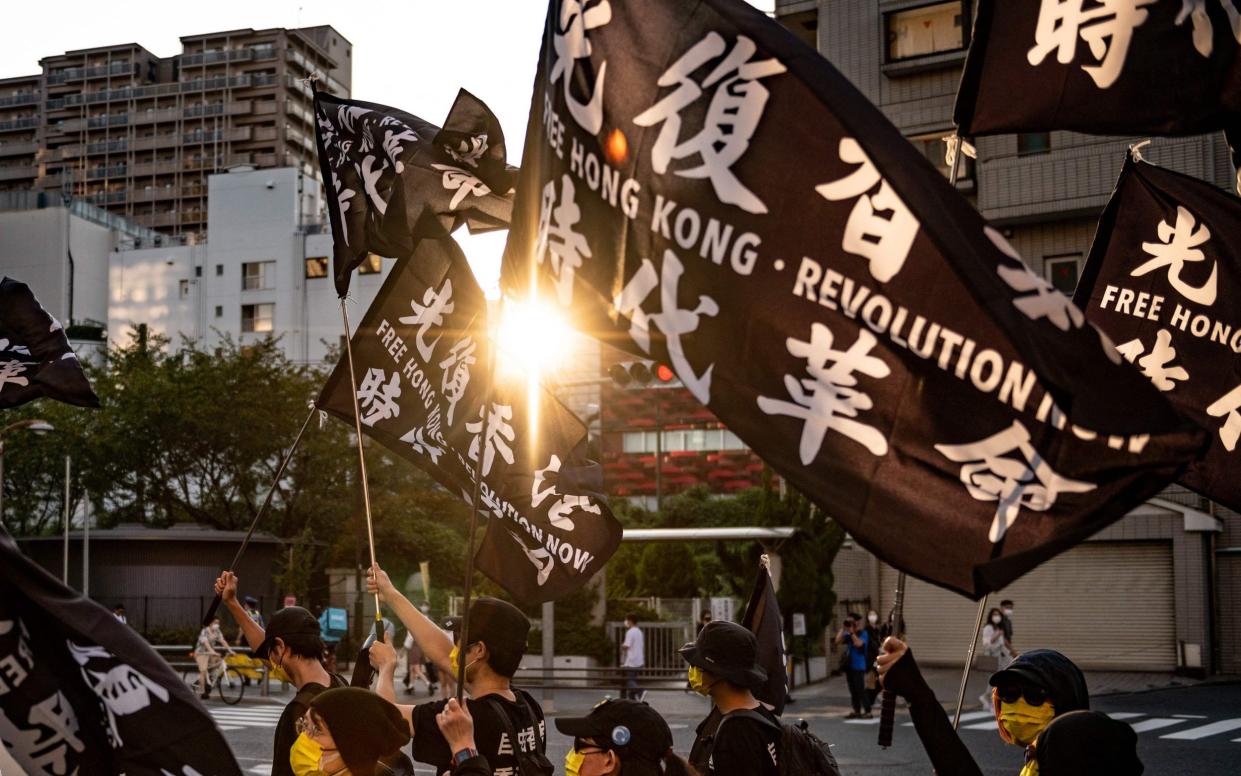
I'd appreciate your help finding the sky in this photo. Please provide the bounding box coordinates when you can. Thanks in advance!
[0,0,774,294]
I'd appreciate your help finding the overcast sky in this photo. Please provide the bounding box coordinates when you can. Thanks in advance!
[0,0,774,293]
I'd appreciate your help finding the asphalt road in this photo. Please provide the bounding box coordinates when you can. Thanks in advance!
[211,681,1241,775]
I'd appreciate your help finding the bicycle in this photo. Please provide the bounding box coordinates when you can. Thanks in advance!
[184,653,245,705]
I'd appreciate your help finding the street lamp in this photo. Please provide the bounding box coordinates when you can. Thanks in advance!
[0,419,55,527]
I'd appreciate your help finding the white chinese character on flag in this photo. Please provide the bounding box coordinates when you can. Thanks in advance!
[0,360,29,390]
[535,175,592,307]
[399,426,445,464]
[1026,0,1156,88]
[1174,0,1241,58]
[439,336,477,426]
[467,402,516,477]
[1114,329,1189,391]
[399,279,455,362]
[936,420,1097,543]
[816,138,920,283]
[430,163,492,210]
[1131,205,1218,306]
[615,250,718,404]
[0,690,85,775]
[532,454,602,531]
[1206,384,1241,452]
[633,32,786,214]
[357,368,402,427]
[757,323,891,462]
[550,0,612,133]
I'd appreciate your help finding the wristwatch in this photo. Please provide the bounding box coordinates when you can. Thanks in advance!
[452,747,480,768]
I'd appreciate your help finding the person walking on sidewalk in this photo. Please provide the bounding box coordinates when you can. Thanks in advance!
[834,614,871,718]
[621,613,646,701]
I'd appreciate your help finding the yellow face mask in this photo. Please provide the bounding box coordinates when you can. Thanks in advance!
[687,665,713,696]
[564,749,585,776]
[999,698,1056,746]
[449,644,460,678]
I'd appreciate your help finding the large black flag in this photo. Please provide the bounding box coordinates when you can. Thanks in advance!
[316,236,621,604]
[0,277,99,410]
[955,0,1241,159]
[501,0,1207,597]
[740,560,787,715]
[314,89,517,297]
[0,525,241,775]
[1075,154,1241,511]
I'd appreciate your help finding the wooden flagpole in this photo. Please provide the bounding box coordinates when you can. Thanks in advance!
[339,297,384,642]
[953,597,990,729]
[203,403,318,626]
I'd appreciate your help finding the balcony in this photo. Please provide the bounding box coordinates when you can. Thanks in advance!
[131,185,175,202]
[46,62,132,84]
[131,133,179,152]
[0,141,38,157]
[131,108,181,126]
[86,164,126,179]
[0,117,38,132]
[58,75,255,108]
[180,126,253,145]
[180,49,254,67]
[183,100,251,119]
[0,93,38,108]
[130,160,180,177]
[0,165,36,181]
[136,211,180,228]
[88,190,127,205]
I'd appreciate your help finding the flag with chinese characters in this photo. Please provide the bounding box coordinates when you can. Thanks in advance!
[316,236,621,604]
[313,89,517,297]
[954,0,1241,156]
[1075,154,1241,511]
[500,0,1207,597]
[0,524,241,776]
[0,277,99,410]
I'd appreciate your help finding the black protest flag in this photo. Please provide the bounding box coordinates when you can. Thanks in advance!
[740,560,787,715]
[0,525,240,776]
[0,277,99,410]
[955,1,1241,155]
[1075,154,1241,511]
[501,0,1207,597]
[316,236,621,605]
[314,88,517,297]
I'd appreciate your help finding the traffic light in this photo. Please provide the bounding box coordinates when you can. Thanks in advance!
[608,360,676,388]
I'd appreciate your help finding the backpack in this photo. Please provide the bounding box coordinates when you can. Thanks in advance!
[485,691,555,776]
[721,709,842,776]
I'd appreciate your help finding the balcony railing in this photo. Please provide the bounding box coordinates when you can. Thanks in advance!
[0,117,38,132]
[88,190,127,204]
[86,164,126,179]
[0,93,38,107]
[180,49,253,67]
[0,141,37,157]
[0,165,36,181]
[47,62,131,84]
[57,75,254,107]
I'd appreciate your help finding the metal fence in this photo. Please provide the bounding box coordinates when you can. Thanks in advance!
[607,620,694,670]
[102,595,281,639]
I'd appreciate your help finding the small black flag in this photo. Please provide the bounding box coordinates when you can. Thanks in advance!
[0,277,99,410]
[1076,153,1241,512]
[741,560,787,715]
[0,524,241,775]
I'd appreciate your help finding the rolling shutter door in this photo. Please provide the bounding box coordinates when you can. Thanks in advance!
[880,541,1175,671]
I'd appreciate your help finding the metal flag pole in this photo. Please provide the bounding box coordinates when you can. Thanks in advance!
[877,572,906,747]
[203,404,319,626]
[456,306,501,703]
[953,597,990,729]
[339,297,385,642]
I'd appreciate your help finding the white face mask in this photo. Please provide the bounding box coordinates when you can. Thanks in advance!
[991,615,1003,624]
[1003,609,1013,616]
[867,614,879,625]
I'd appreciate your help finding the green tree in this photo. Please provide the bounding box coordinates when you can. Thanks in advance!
[635,542,700,597]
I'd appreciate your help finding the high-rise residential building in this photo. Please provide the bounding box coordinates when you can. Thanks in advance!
[773,0,1238,676]
[0,26,350,241]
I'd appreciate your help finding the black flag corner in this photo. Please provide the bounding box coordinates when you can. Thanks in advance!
[0,276,100,410]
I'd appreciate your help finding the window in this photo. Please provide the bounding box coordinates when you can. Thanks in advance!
[358,253,383,275]
[1018,132,1051,157]
[908,132,974,183]
[242,260,276,291]
[886,2,964,62]
[241,303,274,333]
[178,279,190,299]
[215,264,223,277]
[1045,255,1082,295]
[214,305,223,318]
[620,429,749,453]
[305,256,329,278]
[195,265,203,277]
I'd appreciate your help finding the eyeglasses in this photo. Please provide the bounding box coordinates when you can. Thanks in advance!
[295,713,323,738]
[996,685,1048,706]
[573,738,608,756]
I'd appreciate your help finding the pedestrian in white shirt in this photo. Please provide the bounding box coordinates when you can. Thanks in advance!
[620,613,645,701]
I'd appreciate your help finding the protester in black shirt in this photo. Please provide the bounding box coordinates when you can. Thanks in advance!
[216,571,347,776]
[556,699,694,776]
[433,697,495,776]
[301,687,414,775]
[368,564,552,775]
[682,621,778,776]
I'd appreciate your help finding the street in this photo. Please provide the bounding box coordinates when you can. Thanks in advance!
[210,678,1241,774]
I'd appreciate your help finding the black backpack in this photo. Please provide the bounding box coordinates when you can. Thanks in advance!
[485,691,555,776]
[720,709,842,776]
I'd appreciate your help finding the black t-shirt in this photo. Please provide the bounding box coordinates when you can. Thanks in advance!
[412,689,546,775]
[699,706,780,776]
[272,674,347,776]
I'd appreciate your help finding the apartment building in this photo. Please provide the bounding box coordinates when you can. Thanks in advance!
[0,26,350,241]
[774,0,1238,674]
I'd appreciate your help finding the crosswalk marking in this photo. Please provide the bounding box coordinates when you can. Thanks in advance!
[1104,712,1144,720]
[1129,718,1186,733]
[962,720,998,730]
[843,716,879,725]
[903,709,992,727]
[209,706,285,731]
[1161,719,1241,740]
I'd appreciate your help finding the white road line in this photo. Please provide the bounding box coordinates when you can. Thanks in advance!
[1162,719,1241,740]
[1172,714,1208,719]
[844,717,880,725]
[1105,713,1145,720]
[903,710,993,728]
[1129,718,1186,734]
[217,725,244,731]
[962,720,998,730]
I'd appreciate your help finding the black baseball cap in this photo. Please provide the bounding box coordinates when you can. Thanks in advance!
[254,606,321,660]
[678,620,767,690]
[555,699,674,762]
[458,597,529,654]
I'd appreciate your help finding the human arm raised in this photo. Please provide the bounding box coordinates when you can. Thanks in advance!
[367,564,453,675]
[213,571,265,652]
[370,638,399,704]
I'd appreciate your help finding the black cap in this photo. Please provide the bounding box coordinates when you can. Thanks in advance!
[1036,711,1143,775]
[678,621,767,690]
[254,606,321,660]
[442,615,461,635]
[243,596,259,606]
[990,649,1089,712]
[555,699,674,761]
[460,597,529,654]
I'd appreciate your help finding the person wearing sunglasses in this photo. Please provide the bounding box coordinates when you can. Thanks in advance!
[297,687,414,776]
[876,637,1089,776]
[556,699,695,776]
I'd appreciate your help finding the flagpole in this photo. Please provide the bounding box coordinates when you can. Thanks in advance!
[456,307,500,703]
[203,403,318,626]
[339,297,384,641]
[876,571,906,748]
[953,597,989,729]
